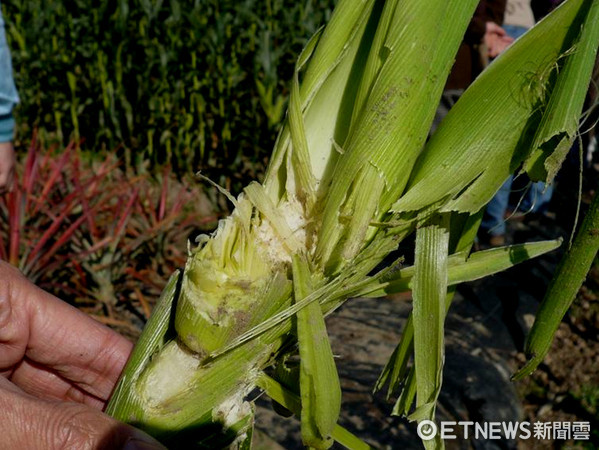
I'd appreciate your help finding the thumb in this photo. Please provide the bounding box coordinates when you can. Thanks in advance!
[0,377,166,450]
[0,170,8,194]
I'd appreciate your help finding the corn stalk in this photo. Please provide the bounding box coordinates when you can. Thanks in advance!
[106,0,599,448]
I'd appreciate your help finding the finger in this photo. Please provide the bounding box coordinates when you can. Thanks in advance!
[487,22,506,36]
[0,263,29,370]
[0,377,166,450]
[488,46,500,58]
[0,171,7,194]
[10,358,105,409]
[0,160,8,192]
[0,262,133,400]
[28,289,134,400]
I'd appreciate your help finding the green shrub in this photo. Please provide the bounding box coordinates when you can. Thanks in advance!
[2,0,335,185]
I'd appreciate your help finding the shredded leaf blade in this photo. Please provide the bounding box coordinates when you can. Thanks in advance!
[293,255,341,449]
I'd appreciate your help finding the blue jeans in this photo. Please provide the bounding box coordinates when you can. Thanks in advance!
[481,176,554,236]
[503,25,528,40]
[0,8,19,142]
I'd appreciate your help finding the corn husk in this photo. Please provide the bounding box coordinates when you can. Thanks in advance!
[106,1,599,448]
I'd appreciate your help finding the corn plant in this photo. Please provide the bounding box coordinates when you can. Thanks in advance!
[106,0,599,448]
[3,0,337,184]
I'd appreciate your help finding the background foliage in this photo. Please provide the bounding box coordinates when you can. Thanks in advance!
[2,0,336,187]
[0,137,215,337]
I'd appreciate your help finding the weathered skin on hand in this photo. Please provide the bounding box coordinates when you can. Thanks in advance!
[0,261,165,449]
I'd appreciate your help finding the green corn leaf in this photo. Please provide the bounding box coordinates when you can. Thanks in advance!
[392,367,416,417]
[448,211,484,256]
[375,212,483,400]
[393,0,599,216]
[360,239,562,298]
[264,0,376,198]
[316,0,479,271]
[381,213,480,423]
[293,255,341,449]
[287,42,317,206]
[524,0,599,182]
[106,271,180,419]
[447,240,563,286]
[374,313,414,400]
[514,191,599,380]
[409,215,449,449]
[256,374,372,450]
[378,238,561,416]
[387,288,450,417]
[207,239,561,364]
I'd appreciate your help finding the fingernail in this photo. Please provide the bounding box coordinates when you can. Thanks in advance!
[122,430,167,450]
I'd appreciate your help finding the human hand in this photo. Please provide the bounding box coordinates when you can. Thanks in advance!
[0,261,165,449]
[0,141,15,194]
[484,21,514,58]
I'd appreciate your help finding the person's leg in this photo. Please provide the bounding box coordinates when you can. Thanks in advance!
[481,175,513,241]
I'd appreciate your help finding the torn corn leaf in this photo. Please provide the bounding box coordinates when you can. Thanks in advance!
[374,314,414,399]
[393,367,417,417]
[244,183,305,256]
[316,0,479,271]
[392,0,599,216]
[410,216,449,450]
[287,66,317,208]
[374,237,561,415]
[524,0,599,182]
[200,239,561,365]
[358,239,562,298]
[293,255,341,449]
[264,0,376,197]
[105,271,180,420]
[256,374,372,450]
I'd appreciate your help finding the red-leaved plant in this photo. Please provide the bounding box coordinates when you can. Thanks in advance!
[0,135,216,334]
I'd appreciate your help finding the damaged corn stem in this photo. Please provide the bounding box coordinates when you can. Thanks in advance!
[106,0,599,448]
